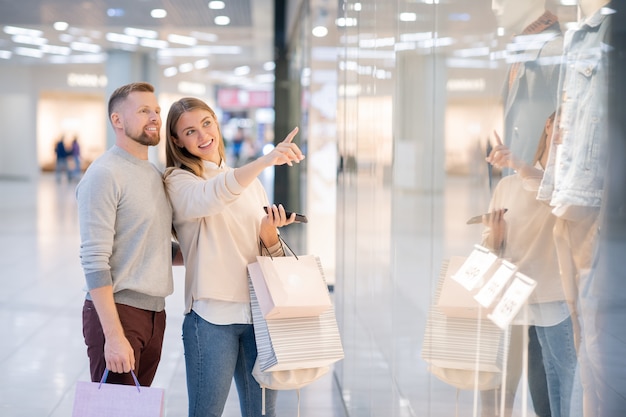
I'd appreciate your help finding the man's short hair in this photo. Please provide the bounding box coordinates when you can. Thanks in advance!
[108,82,155,119]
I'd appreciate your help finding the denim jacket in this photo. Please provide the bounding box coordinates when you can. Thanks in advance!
[538,9,611,209]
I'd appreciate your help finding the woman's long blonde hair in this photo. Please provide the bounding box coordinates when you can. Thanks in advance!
[165,97,226,177]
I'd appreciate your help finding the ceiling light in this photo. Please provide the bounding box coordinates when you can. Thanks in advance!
[208,1,226,10]
[190,31,218,42]
[140,39,169,49]
[179,63,194,73]
[124,27,158,39]
[12,35,48,46]
[53,22,69,31]
[167,34,197,46]
[312,26,328,37]
[195,59,210,69]
[400,13,417,22]
[107,8,125,17]
[0,50,12,59]
[105,33,139,45]
[151,9,167,18]
[3,26,43,37]
[214,16,231,25]
[41,45,71,55]
[70,42,101,53]
[263,61,275,71]
[14,47,43,58]
[336,17,358,27]
[164,67,178,77]
[234,65,250,76]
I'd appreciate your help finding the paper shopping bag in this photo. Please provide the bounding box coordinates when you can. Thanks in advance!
[249,254,332,319]
[72,370,164,417]
[249,277,344,373]
[422,259,510,391]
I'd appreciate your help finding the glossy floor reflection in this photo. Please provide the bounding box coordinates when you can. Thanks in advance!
[1,173,542,417]
[0,174,347,417]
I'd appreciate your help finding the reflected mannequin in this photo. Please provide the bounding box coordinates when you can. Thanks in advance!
[491,0,563,176]
[492,0,546,35]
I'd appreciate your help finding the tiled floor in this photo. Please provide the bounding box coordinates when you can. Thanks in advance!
[0,174,347,417]
[1,173,543,417]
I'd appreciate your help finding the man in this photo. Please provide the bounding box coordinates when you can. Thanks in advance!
[76,82,179,386]
[538,1,612,415]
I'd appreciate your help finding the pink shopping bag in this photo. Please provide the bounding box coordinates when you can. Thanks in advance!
[72,369,164,417]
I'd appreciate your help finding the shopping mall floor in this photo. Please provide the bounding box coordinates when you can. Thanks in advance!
[0,172,519,416]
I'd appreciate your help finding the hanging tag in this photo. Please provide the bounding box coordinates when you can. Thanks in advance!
[451,245,498,291]
[474,259,517,308]
[488,272,537,330]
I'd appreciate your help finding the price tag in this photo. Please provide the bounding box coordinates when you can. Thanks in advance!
[488,272,537,330]
[451,245,498,291]
[474,259,517,308]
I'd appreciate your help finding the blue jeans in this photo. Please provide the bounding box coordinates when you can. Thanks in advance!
[535,317,582,417]
[183,310,277,417]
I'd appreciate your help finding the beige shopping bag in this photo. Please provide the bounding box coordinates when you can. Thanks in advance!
[249,254,332,319]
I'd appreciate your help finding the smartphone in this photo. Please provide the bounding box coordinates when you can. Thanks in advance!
[466,208,508,225]
[263,206,308,223]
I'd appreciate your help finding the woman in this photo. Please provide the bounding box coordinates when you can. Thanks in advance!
[481,111,581,417]
[163,97,304,417]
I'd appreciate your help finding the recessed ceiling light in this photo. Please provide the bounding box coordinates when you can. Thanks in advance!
[195,59,210,69]
[312,26,328,37]
[125,28,158,39]
[53,22,69,31]
[164,66,178,77]
[208,1,225,10]
[4,26,43,37]
[167,34,197,46]
[151,9,167,18]
[399,13,417,22]
[179,63,194,73]
[214,16,230,26]
[107,8,125,17]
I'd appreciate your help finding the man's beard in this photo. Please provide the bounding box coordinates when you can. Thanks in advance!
[126,126,160,146]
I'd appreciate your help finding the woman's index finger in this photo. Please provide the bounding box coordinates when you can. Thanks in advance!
[282,126,299,143]
[493,130,503,146]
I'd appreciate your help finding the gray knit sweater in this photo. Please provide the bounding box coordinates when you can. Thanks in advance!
[76,146,173,312]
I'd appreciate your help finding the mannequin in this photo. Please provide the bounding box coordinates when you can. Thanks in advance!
[537,1,611,416]
[578,0,610,18]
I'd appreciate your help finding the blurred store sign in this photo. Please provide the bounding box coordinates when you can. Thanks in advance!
[217,88,273,109]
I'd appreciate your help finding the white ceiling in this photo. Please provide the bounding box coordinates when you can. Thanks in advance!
[0,0,275,89]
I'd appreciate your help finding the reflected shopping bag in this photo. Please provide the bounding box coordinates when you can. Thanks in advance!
[72,369,165,417]
[422,259,510,391]
[249,248,332,319]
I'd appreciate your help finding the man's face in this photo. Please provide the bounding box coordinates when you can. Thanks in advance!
[117,91,162,146]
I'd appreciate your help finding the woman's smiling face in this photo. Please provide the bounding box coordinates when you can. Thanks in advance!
[173,108,222,164]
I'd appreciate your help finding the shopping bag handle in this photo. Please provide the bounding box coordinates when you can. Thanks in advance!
[98,369,141,393]
[260,235,298,260]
